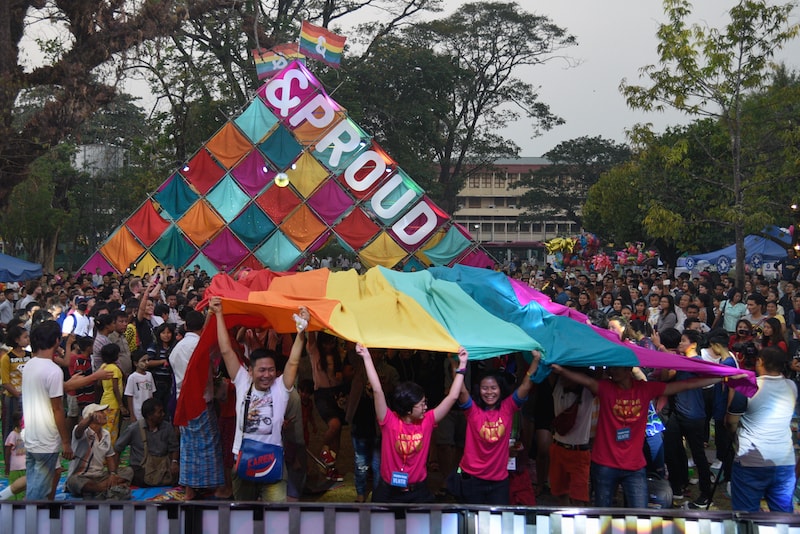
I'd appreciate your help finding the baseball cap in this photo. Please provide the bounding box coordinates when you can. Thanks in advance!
[82,403,109,418]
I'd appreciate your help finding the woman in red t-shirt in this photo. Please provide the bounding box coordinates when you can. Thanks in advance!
[355,343,467,503]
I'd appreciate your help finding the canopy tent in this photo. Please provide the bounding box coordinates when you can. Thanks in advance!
[683,234,788,274]
[175,265,756,426]
[0,252,43,282]
[81,60,494,276]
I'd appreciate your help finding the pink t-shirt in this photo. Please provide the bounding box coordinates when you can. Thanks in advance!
[459,395,520,481]
[379,409,435,485]
[592,379,666,471]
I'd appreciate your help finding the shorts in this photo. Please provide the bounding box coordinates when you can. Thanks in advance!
[548,442,591,502]
[314,386,346,423]
[66,395,79,418]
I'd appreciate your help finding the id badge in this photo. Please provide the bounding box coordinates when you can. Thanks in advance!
[391,471,409,488]
[616,427,631,442]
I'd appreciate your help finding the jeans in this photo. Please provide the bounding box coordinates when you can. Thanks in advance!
[352,436,380,497]
[25,451,61,500]
[590,462,648,508]
[731,463,796,512]
[460,473,510,505]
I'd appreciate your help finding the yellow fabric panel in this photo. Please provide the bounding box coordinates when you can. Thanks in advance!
[131,252,160,277]
[100,227,145,273]
[177,200,225,246]
[323,268,460,352]
[286,152,330,198]
[206,122,253,169]
[358,232,407,268]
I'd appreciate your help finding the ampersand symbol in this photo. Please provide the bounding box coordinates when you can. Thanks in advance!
[316,36,327,58]
[271,58,287,70]
[266,73,304,117]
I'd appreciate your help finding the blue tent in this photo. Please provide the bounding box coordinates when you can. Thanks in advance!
[683,234,788,273]
[0,252,43,282]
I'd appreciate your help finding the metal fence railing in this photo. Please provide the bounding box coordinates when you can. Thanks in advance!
[2,501,799,534]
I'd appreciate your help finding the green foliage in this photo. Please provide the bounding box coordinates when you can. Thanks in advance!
[337,2,576,212]
[618,0,799,284]
[516,136,631,226]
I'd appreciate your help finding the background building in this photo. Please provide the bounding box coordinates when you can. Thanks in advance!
[454,157,581,263]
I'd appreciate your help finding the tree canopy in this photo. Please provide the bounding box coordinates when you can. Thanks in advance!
[619,0,799,287]
[515,135,631,228]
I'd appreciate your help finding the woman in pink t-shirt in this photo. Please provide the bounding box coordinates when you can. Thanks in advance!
[454,351,541,504]
[355,343,467,503]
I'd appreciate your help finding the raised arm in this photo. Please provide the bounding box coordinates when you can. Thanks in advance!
[515,351,542,400]
[209,296,242,381]
[432,347,468,423]
[355,343,388,422]
[550,364,599,395]
[282,307,310,390]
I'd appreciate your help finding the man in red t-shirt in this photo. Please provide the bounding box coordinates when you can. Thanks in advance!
[550,364,731,508]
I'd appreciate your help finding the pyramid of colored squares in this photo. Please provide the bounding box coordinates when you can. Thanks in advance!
[82,60,494,276]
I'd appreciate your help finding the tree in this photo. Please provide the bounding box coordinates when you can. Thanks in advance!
[0,0,241,208]
[515,135,631,228]
[338,2,576,213]
[620,0,799,288]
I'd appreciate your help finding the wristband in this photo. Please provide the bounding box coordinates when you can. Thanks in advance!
[526,370,536,381]
[171,460,178,463]
[455,367,466,375]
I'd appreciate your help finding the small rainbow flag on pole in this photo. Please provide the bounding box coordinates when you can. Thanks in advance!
[252,43,305,79]
[298,20,346,68]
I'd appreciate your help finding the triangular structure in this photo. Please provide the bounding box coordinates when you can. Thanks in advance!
[83,60,493,273]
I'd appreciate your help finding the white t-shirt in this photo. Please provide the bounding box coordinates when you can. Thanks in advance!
[232,366,290,455]
[22,356,65,453]
[62,312,92,337]
[734,375,797,467]
[124,371,156,420]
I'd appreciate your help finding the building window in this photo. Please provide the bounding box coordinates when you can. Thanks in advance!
[495,176,505,188]
[520,223,530,233]
[546,223,556,233]
[482,175,492,188]
[468,176,480,188]
[468,197,481,208]
[532,223,542,233]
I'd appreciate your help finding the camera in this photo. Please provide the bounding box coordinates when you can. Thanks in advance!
[732,341,759,367]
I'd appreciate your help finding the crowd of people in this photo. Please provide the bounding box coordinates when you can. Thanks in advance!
[0,257,797,512]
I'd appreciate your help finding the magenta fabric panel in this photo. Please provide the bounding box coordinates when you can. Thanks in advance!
[307,180,352,225]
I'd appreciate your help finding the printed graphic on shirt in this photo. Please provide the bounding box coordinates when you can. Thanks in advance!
[479,417,506,442]
[395,431,423,458]
[244,392,273,435]
[612,397,643,423]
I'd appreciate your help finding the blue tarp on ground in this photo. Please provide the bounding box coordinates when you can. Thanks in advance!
[0,252,42,282]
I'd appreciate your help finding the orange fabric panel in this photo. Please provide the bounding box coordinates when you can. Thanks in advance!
[177,200,225,246]
[206,122,254,169]
[280,204,328,251]
[100,227,145,273]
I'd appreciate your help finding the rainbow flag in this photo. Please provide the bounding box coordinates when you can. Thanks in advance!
[298,20,346,68]
[173,265,757,426]
[252,44,304,79]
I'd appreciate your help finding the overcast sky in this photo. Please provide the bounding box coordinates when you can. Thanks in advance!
[405,0,800,157]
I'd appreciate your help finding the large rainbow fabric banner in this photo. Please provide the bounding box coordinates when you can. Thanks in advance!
[299,20,346,68]
[174,265,756,426]
[81,59,491,277]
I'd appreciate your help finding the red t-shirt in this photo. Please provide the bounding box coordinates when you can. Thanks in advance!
[379,409,435,485]
[68,353,94,404]
[591,379,666,471]
[459,395,520,481]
